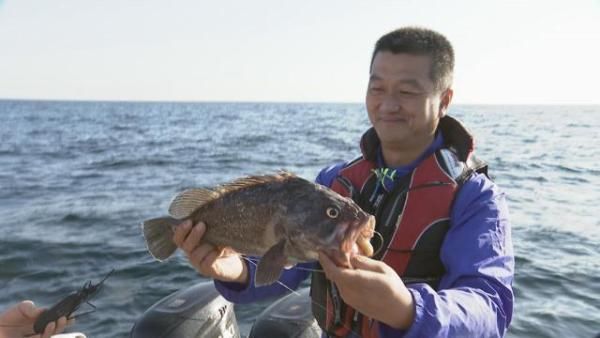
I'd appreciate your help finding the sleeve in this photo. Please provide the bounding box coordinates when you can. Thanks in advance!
[378,173,515,338]
[214,163,346,303]
[214,260,314,303]
[315,161,346,187]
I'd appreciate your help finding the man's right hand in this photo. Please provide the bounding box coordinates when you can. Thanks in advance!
[0,300,71,338]
[173,220,249,285]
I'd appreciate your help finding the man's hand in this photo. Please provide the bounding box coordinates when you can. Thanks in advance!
[0,300,71,338]
[173,220,249,285]
[319,253,415,330]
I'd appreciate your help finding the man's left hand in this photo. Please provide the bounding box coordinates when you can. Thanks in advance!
[319,253,415,330]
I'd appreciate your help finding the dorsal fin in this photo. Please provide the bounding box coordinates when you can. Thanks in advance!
[214,171,298,196]
[168,171,298,219]
[168,188,219,219]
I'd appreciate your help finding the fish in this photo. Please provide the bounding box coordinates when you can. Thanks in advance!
[142,172,375,286]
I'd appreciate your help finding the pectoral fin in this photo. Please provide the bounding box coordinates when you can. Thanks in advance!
[255,239,287,287]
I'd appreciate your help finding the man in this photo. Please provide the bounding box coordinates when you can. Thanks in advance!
[174,26,514,337]
[0,300,71,338]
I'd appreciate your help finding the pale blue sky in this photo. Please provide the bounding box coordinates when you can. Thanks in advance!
[1,0,599,104]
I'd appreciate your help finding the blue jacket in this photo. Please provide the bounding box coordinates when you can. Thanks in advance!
[215,133,514,337]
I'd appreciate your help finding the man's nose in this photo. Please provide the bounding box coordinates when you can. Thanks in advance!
[380,97,401,113]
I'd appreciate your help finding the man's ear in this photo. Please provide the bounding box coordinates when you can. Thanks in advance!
[439,88,453,118]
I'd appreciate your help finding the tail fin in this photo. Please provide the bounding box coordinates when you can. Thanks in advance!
[142,216,181,261]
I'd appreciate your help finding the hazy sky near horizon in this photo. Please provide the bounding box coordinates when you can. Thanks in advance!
[1,0,599,104]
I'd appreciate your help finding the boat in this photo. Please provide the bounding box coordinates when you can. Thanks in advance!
[129,282,320,338]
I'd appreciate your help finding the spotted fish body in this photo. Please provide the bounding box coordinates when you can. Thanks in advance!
[142,172,375,286]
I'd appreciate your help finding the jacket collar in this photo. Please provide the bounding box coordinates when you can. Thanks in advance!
[359,115,475,162]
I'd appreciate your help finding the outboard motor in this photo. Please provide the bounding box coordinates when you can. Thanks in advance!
[249,288,321,338]
[130,282,239,338]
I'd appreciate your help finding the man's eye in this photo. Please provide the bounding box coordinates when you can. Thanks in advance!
[369,87,384,94]
[397,90,423,98]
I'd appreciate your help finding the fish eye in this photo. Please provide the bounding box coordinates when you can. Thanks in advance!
[326,207,340,219]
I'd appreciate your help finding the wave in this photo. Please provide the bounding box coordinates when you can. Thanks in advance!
[89,158,175,169]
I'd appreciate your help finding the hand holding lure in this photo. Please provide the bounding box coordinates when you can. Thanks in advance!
[32,269,114,335]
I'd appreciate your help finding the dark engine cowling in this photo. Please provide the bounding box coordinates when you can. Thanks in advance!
[249,287,321,338]
[130,282,240,338]
[130,283,321,338]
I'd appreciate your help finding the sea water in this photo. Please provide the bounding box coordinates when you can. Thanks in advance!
[0,100,598,337]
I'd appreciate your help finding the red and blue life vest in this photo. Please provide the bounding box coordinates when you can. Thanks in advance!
[310,116,488,337]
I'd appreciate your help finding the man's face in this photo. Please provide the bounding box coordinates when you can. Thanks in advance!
[366,51,451,148]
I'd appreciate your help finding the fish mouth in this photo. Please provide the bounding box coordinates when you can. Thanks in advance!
[327,214,375,267]
[343,214,375,257]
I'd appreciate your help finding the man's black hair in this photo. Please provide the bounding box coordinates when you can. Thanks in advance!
[370,27,454,91]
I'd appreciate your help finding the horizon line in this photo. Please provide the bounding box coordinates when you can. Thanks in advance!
[1,97,599,107]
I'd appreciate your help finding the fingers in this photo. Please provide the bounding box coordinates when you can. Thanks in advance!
[40,316,68,338]
[173,221,207,255]
[320,252,390,283]
[18,300,42,319]
[54,316,68,334]
[219,246,238,257]
[172,221,244,282]
[181,222,205,253]
[188,243,217,270]
[41,321,56,338]
[199,249,224,274]
[172,220,193,247]
[318,252,342,280]
[172,220,227,279]
[66,317,76,327]
[350,255,388,273]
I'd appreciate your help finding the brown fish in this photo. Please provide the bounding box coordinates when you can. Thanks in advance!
[142,172,375,286]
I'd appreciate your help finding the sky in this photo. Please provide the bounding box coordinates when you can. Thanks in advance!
[0,0,599,104]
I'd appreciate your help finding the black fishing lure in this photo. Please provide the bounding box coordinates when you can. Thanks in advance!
[32,269,114,334]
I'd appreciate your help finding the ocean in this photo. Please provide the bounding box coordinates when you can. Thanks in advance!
[0,100,598,337]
